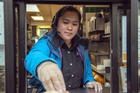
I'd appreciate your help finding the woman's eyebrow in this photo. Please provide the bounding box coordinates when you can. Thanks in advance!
[62,18,79,22]
[62,19,69,21]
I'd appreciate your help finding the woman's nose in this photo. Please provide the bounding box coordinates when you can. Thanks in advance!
[67,24,73,30]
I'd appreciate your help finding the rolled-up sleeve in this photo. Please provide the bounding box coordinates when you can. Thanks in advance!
[24,37,57,78]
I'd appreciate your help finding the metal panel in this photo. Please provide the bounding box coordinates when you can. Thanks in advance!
[111,4,120,93]
[17,2,27,93]
[25,0,125,4]
[4,0,17,93]
[127,0,138,92]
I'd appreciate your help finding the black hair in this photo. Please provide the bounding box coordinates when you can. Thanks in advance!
[51,6,81,29]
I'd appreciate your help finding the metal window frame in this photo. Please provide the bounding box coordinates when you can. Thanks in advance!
[16,2,27,93]
[127,0,138,93]
[4,0,17,93]
[4,0,139,93]
[24,0,125,4]
[111,4,120,93]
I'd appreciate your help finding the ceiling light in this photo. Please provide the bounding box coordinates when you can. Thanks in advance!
[26,4,39,12]
[31,16,44,20]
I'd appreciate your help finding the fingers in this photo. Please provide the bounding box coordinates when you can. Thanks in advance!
[38,65,56,91]
[97,82,102,91]
[37,62,66,92]
[55,67,66,91]
[43,79,55,91]
[51,71,65,92]
[95,82,102,92]
[94,84,98,92]
[86,81,103,92]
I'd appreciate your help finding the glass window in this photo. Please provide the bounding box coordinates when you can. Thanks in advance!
[0,1,5,93]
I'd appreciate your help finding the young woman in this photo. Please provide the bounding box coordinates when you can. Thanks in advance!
[25,6,102,93]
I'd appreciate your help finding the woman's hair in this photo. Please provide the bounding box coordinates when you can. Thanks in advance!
[51,6,81,29]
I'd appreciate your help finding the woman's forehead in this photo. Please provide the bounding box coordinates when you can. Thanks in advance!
[60,11,79,20]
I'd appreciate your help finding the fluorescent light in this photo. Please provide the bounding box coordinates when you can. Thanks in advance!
[31,16,44,20]
[26,4,39,12]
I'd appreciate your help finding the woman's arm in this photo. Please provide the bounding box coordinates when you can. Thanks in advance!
[25,37,66,92]
[25,37,57,78]
[84,49,102,91]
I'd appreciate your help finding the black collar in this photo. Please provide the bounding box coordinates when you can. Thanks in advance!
[52,32,80,50]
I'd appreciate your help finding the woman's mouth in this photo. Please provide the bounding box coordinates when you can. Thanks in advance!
[65,32,72,36]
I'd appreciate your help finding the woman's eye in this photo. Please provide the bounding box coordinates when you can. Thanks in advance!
[63,21,68,24]
[73,23,78,26]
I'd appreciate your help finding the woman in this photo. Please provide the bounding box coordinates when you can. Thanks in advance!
[25,6,102,93]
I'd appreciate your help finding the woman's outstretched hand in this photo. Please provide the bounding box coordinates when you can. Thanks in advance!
[37,61,66,93]
[86,81,103,92]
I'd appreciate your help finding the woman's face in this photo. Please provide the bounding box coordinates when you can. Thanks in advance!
[56,11,79,42]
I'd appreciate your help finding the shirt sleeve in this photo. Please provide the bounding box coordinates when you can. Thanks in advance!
[24,37,58,79]
[83,49,94,85]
